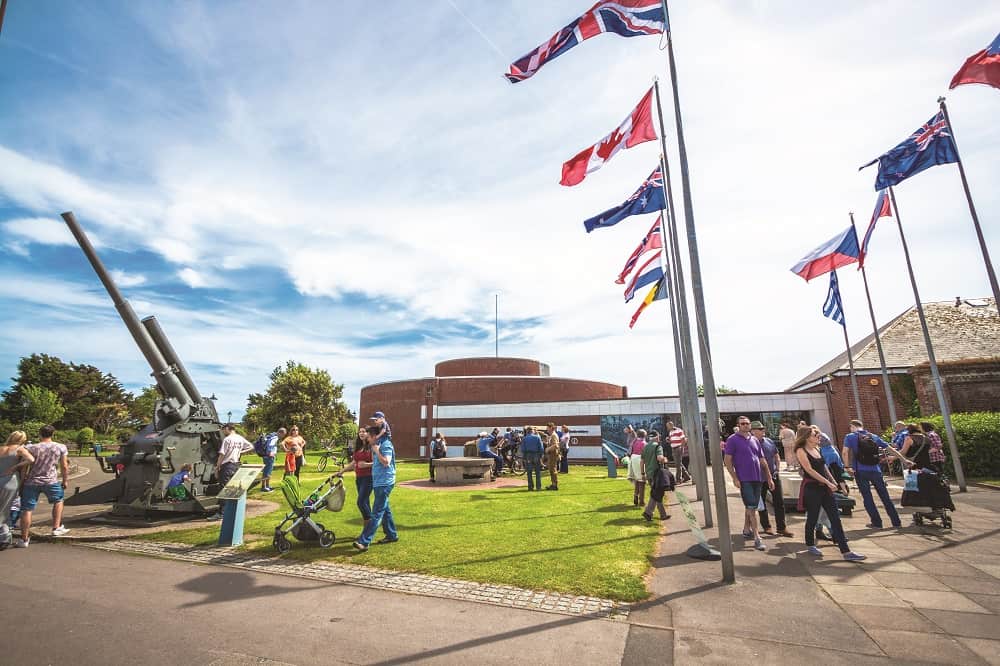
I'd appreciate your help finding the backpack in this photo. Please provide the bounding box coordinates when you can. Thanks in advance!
[254,432,278,457]
[856,432,880,466]
[432,439,446,457]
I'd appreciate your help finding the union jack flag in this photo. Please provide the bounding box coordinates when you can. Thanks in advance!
[506,1,666,84]
[858,189,891,269]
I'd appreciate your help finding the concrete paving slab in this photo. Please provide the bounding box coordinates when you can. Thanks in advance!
[934,574,1000,596]
[842,605,943,633]
[968,594,1000,614]
[867,629,986,665]
[858,559,922,573]
[673,631,893,665]
[621,626,674,666]
[970,563,1000,579]
[893,588,991,613]
[820,584,906,607]
[809,571,880,587]
[871,572,951,591]
[911,559,987,578]
[959,638,1000,666]
[919,609,1000,640]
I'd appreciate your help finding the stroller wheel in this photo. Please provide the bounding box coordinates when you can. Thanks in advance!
[914,514,924,526]
[319,530,336,548]
[942,515,952,529]
[274,535,291,554]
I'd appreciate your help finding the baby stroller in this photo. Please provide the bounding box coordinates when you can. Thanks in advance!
[901,468,955,529]
[272,474,345,553]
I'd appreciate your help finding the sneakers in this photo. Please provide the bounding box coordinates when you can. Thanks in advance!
[777,530,794,538]
[14,538,29,548]
[642,513,652,522]
[352,541,368,552]
[51,525,70,537]
[807,546,823,557]
[754,539,766,551]
[261,487,273,493]
[865,523,883,529]
[843,551,867,562]
[742,529,753,539]
[376,536,399,545]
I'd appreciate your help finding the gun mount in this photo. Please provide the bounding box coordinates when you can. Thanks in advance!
[61,211,223,516]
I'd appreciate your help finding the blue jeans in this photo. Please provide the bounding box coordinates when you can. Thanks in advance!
[855,469,901,527]
[480,450,503,475]
[355,475,373,521]
[523,452,542,490]
[358,484,397,546]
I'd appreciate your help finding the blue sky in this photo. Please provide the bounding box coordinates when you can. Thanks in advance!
[1,1,997,423]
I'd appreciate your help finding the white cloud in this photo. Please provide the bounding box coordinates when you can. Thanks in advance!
[109,269,147,288]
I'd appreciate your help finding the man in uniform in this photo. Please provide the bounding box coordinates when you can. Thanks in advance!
[544,423,561,490]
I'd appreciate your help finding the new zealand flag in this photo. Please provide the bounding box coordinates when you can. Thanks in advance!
[583,165,664,232]
[860,111,958,190]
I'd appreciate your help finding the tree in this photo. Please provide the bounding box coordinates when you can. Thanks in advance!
[697,384,742,397]
[243,361,354,443]
[0,354,131,429]
[21,384,66,424]
[128,385,160,426]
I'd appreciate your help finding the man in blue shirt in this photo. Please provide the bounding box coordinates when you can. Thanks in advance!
[354,425,398,551]
[520,426,544,491]
[750,422,792,538]
[477,431,503,478]
[844,419,901,529]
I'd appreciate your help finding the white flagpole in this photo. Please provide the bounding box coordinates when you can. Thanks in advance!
[888,187,967,492]
[659,0,733,582]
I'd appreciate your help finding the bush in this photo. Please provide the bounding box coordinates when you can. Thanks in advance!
[76,427,95,451]
[888,412,1000,479]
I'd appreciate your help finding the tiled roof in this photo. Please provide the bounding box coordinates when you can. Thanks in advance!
[788,297,999,390]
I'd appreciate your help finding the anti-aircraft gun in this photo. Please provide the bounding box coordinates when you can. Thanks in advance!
[62,211,224,516]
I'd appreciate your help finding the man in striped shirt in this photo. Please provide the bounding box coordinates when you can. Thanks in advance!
[666,421,691,484]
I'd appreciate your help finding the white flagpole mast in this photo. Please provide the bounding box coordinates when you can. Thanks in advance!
[887,187,967,492]
[659,0,733,582]
[937,97,1000,310]
[850,212,898,425]
[835,281,863,419]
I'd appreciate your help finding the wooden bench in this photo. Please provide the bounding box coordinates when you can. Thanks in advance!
[432,457,494,485]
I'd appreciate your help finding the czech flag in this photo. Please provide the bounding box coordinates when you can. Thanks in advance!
[950,32,1000,90]
[790,226,860,282]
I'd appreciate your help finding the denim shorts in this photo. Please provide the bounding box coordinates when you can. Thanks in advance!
[261,456,275,477]
[21,483,65,510]
[739,481,763,509]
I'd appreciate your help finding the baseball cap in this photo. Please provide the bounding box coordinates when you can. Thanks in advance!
[750,420,765,429]
[370,411,385,420]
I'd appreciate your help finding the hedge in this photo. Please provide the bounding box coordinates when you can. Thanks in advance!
[885,412,1000,479]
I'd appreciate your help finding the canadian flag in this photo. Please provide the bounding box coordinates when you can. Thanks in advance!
[560,87,657,187]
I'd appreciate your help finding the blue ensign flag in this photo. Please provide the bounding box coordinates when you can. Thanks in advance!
[823,271,846,327]
[860,111,958,190]
[583,166,664,232]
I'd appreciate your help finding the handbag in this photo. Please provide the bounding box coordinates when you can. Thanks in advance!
[903,469,919,492]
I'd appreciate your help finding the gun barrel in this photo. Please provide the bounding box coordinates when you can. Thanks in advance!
[141,316,203,404]
[61,211,193,407]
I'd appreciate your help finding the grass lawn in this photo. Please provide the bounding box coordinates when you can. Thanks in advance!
[972,478,1000,487]
[136,458,661,601]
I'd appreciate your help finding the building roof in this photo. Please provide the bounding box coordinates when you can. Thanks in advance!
[788,297,999,391]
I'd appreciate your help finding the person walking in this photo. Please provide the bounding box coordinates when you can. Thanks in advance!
[353,425,398,551]
[724,416,774,552]
[666,421,691,484]
[779,422,797,471]
[0,431,34,547]
[282,426,306,479]
[544,423,561,490]
[626,430,647,506]
[428,433,447,482]
[19,424,70,546]
[796,426,866,561]
[843,420,901,530]
[339,429,374,536]
[260,427,284,493]
[751,421,792,538]
[639,429,670,521]
[521,426,544,491]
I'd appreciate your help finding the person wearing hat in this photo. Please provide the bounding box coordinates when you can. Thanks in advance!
[370,411,392,443]
[477,430,503,479]
[724,416,774,552]
[750,421,792,538]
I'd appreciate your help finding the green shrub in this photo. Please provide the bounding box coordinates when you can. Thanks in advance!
[887,412,1000,478]
[76,427,95,451]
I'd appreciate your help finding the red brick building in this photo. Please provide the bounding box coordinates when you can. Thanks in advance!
[787,297,999,442]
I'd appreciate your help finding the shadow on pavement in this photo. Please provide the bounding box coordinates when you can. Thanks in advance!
[175,570,336,608]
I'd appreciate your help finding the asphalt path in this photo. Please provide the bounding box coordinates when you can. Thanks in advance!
[1,542,631,666]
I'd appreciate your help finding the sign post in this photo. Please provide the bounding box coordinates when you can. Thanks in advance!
[217,464,263,547]
[675,490,720,560]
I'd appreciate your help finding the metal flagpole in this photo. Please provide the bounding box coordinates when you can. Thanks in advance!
[839,314,863,419]
[495,293,499,358]
[655,89,711,523]
[0,0,8,37]
[660,0,733,582]
[887,187,967,492]
[850,212,898,425]
[938,97,1000,310]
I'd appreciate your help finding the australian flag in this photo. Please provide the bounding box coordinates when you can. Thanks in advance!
[860,111,958,190]
[584,165,664,233]
[506,1,666,84]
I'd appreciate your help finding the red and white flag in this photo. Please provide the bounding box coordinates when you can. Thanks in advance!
[560,87,657,186]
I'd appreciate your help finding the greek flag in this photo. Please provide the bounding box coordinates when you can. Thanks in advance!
[823,270,845,326]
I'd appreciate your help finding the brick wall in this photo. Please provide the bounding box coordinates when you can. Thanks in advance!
[817,375,908,442]
[911,358,1000,415]
[434,357,546,377]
